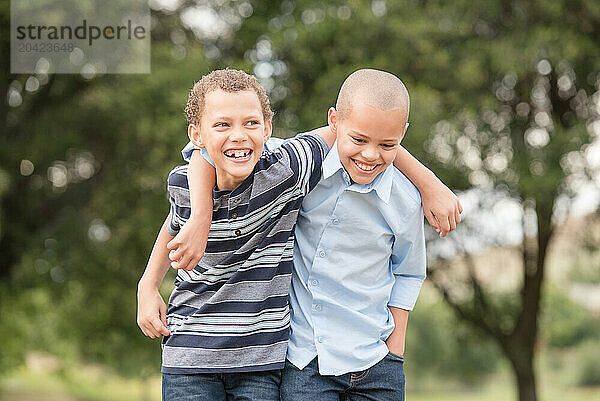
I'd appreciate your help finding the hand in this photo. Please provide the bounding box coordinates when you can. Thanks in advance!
[422,183,463,238]
[387,307,408,356]
[167,216,207,271]
[385,337,405,357]
[137,283,171,338]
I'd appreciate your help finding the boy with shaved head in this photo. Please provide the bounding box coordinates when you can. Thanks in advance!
[154,69,461,400]
[279,69,423,400]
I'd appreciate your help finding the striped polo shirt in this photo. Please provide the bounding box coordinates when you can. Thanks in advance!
[162,132,328,374]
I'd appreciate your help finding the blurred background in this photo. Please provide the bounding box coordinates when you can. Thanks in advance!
[1,1,600,400]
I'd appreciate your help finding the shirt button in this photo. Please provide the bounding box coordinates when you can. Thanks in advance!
[231,212,238,219]
[332,218,339,225]
[314,304,322,312]
[318,250,326,258]
[317,336,324,343]
[311,279,319,286]
[235,229,241,236]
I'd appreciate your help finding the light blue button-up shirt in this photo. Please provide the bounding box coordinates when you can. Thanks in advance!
[287,142,426,376]
[182,137,426,376]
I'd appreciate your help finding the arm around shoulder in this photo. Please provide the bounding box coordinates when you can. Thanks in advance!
[166,151,215,271]
[393,146,462,237]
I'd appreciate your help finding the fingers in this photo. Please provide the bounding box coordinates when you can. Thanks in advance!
[188,255,202,270]
[169,248,183,262]
[138,316,170,338]
[169,245,201,271]
[179,253,196,271]
[160,303,171,336]
[170,255,195,270]
[169,247,185,269]
[424,209,441,233]
[150,316,170,338]
[166,236,180,251]
[449,214,457,232]
[439,216,451,238]
[455,203,462,225]
[138,318,160,338]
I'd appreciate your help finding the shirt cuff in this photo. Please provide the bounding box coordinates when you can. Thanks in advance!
[388,277,425,311]
[181,142,215,166]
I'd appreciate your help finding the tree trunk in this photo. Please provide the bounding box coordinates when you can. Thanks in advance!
[505,341,537,401]
[501,200,553,401]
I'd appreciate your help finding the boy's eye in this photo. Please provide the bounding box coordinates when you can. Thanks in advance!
[351,137,366,144]
[245,120,260,126]
[381,143,396,149]
[214,122,229,128]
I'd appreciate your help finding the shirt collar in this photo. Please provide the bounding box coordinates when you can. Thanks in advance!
[322,141,393,204]
[322,141,345,179]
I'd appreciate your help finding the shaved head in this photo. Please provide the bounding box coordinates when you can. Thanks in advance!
[335,69,409,124]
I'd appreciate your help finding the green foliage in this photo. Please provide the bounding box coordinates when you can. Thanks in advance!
[568,262,600,285]
[407,297,502,385]
[2,2,600,394]
[1,27,211,374]
[541,286,600,348]
[567,216,600,284]
[575,340,600,386]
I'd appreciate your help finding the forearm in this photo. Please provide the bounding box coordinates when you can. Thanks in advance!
[164,151,216,270]
[188,150,216,220]
[393,146,439,192]
[138,217,174,290]
[386,306,409,355]
[313,125,336,149]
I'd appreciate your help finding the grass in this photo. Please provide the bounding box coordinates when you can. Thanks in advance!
[2,355,600,401]
[1,360,161,401]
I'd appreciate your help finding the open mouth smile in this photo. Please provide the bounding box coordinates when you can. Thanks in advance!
[224,148,253,162]
[352,159,380,173]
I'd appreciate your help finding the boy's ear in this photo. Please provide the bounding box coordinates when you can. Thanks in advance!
[327,107,337,134]
[188,124,205,148]
[398,122,409,144]
[263,119,272,142]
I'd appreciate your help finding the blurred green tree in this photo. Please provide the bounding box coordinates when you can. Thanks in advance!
[2,2,600,401]
[252,1,600,400]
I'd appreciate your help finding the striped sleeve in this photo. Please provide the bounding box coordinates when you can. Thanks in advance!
[280,132,329,196]
[166,165,191,236]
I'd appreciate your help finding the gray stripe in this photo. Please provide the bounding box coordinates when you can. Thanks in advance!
[206,274,292,304]
[250,155,294,199]
[170,274,292,308]
[169,288,216,309]
[174,240,294,286]
[162,341,288,369]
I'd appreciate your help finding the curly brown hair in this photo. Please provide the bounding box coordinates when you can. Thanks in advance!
[185,68,274,126]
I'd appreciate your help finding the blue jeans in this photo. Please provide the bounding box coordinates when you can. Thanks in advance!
[280,353,405,401]
[162,369,281,401]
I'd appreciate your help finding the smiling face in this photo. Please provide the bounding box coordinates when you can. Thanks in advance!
[331,102,407,184]
[192,89,272,190]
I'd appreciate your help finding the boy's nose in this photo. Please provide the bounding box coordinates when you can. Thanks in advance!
[361,146,379,161]
[229,129,246,142]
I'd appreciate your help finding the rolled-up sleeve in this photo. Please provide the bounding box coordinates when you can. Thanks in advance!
[388,206,426,310]
[181,142,214,166]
